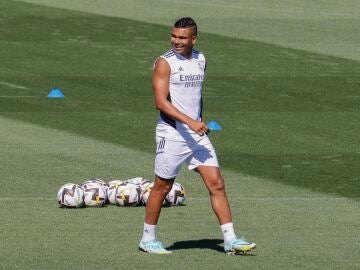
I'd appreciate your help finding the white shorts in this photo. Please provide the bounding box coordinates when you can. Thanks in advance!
[154,135,219,179]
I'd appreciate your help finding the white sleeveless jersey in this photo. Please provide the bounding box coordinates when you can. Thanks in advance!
[156,49,206,141]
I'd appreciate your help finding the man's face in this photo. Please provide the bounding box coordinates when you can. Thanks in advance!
[171,27,197,57]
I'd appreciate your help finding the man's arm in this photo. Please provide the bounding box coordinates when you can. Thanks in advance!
[153,58,208,135]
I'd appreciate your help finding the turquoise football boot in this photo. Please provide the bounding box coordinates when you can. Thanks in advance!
[139,240,172,254]
[224,237,256,255]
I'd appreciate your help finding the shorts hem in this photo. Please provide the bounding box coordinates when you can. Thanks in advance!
[154,171,177,180]
[188,163,219,171]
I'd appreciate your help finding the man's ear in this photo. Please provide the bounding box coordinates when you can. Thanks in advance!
[192,36,197,46]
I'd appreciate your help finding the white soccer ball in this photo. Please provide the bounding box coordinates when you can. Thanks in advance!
[125,177,144,186]
[141,182,153,205]
[125,177,151,192]
[166,182,186,206]
[139,178,152,192]
[126,177,152,190]
[141,182,167,206]
[57,183,84,208]
[83,182,107,207]
[107,180,123,205]
[82,178,109,192]
[82,178,109,202]
[115,183,141,206]
[82,178,107,185]
[108,179,123,187]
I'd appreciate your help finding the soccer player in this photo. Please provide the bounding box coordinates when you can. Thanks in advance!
[139,17,256,255]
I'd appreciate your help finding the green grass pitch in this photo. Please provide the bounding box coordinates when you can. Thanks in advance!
[0,1,359,269]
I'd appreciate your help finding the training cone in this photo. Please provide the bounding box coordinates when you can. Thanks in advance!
[47,88,64,98]
[207,120,222,131]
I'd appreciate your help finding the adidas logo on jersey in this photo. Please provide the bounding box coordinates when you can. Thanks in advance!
[178,67,184,72]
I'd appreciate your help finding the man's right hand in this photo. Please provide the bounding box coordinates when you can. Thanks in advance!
[187,119,209,136]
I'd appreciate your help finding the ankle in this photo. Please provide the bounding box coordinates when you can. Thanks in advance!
[141,223,157,242]
[220,222,237,243]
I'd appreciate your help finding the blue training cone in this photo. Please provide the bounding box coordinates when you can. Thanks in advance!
[47,88,64,98]
[207,120,222,131]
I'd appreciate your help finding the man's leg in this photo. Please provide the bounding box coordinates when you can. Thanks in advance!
[195,165,232,224]
[139,176,174,254]
[196,165,256,254]
[145,176,174,225]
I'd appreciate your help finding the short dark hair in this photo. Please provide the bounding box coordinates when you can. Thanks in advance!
[174,17,197,36]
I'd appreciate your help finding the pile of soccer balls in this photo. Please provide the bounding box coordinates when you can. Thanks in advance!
[57,177,186,209]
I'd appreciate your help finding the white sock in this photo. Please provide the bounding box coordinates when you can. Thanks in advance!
[221,222,237,243]
[141,223,156,242]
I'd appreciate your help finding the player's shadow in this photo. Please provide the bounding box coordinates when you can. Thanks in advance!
[167,239,224,253]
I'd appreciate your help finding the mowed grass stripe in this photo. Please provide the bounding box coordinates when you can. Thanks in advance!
[1,1,359,198]
[1,115,353,199]
[14,0,360,61]
[0,116,359,269]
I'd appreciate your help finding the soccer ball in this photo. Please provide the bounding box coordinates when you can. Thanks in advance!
[57,183,84,208]
[125,177,152,190]
[82,182,107,207]
[166,182,186,206]
[107,180,123,205]
[82,178,109,192]
[124,177,152,205]
[115,183,141,206]
[141,182,153,205]
[108,179,123,187]
[139,178,152,191]
[125,177,144,186]
[82,178,109,202]
[125,177,152,193]
[139,180,152,199]
[141,182,167,206]
[82,178,107,185]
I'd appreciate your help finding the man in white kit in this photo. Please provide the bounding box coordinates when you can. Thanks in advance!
[139,17,256,255]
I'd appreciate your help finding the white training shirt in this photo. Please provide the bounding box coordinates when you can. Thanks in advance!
[156,48,206,141]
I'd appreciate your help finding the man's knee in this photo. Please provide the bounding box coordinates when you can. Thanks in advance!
[153,178,174,195]
[209,176,225,195]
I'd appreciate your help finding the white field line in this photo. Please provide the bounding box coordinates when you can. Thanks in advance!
[0,81,27,90]
[0,81,37,98]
